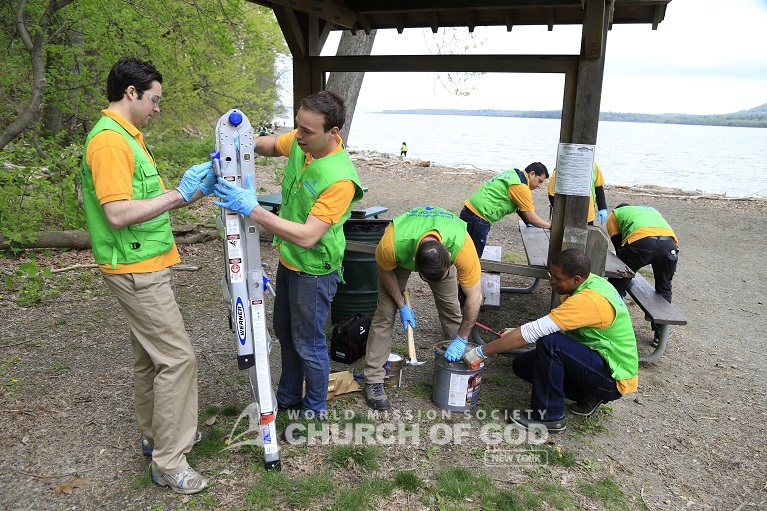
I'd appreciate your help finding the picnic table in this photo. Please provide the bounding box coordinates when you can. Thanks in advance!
[517,220,633,279]
[257,187,383,218]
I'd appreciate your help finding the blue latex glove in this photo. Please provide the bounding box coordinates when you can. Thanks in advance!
[444,335,467,362]
[597,209,608,225]
[398,304,416,332]
[214,175,259,216]
[176,161,213,202]
[199,167,217,196]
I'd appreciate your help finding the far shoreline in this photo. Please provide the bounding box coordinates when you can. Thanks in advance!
[347,149,767,201]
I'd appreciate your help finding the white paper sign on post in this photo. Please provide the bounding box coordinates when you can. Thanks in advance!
[554,143,596,196]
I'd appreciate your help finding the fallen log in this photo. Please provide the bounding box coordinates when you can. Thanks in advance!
[0,225,219,251]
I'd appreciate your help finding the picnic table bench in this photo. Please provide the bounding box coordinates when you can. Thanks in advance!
[626,273,687,363]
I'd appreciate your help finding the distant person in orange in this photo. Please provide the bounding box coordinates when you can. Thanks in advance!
[548,162,608,225]
[400,142,408,157]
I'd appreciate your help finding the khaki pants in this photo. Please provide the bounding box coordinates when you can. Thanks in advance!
[103,268,198,474]
[364,265,462,383]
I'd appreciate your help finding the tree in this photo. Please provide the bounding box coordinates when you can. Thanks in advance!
[325,30,377,145]
[0,0,288,151]
[0,0,76,150]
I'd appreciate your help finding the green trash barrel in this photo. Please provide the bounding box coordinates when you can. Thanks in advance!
[331,219,390,325]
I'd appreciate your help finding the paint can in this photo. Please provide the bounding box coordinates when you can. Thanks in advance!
[432,341,484,412]
[383,353,405,389]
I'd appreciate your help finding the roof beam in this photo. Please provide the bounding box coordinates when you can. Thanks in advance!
[262,0,358,29]
[582,0,605,59]
[312,54,579,74]
[504,9,515,31]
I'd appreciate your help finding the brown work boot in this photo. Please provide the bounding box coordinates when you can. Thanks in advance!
[363,383,390,410]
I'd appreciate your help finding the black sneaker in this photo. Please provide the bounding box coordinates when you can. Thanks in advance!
[651,330,660,348]
[363,383,391,410]
[277,400,302,412]
[569,397,606,417]
[508,412,566,434]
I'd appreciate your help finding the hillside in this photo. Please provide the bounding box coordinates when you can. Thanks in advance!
[381,103,767,128]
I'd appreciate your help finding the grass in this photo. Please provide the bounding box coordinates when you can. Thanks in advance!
[328,445,383,470]
[502,252,528,264]
[126,404,644,511]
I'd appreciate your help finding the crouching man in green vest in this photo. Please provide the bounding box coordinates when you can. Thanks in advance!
[82,57,217,494]
[214,91,364,424]
[362,206,483,410]
[463,248,638,434]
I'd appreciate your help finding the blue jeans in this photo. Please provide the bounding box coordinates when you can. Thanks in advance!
[273,262,339,415]
[459,207,491,258]
[511,333,622,421]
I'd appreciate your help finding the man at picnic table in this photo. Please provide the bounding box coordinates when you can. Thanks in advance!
[362,206,483,410]
[605,203,679,346]
[463,248,639,434]
[459,162,550,258]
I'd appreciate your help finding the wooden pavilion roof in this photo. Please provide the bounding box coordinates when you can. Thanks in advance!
[250,0,670,34]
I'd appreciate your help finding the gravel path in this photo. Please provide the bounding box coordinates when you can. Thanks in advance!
[1,154,765,510]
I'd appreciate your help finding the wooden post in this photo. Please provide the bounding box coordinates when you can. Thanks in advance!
[549,0,610,264]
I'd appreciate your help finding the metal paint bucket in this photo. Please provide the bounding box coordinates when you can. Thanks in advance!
[432,341,484,411]
[383,353,404,389]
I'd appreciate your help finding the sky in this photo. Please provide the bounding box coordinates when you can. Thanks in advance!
[305,0,767,116]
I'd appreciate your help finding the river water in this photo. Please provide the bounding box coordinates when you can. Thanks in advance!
[343,111,767,198]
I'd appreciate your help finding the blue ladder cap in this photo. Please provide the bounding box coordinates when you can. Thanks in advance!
[228,111,243,126]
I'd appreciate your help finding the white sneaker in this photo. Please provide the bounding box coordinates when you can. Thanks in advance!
[151,466,210,494]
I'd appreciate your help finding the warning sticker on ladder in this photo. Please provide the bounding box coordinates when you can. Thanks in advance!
[225,214,240,235]
[226,235,242,259]
[229,259,243,282]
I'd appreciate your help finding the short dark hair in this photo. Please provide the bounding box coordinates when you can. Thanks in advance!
[551,248,591,279]
[300,91,346,132]
[615,203,630,209]
[106,57,162,102]
[525,162,549,179]
[415,239,451,282]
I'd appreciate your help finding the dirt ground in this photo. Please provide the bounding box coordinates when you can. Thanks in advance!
[1,154,766,510]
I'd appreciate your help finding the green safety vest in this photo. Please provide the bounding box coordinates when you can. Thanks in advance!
[467,169,524,224]
[275,140,363,275]
[613,206,674,246]
[565,274,639,381]
[81,116,175,269]
[391,207,467,271]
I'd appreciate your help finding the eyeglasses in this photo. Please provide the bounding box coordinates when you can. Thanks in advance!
[144,93,162,106]
[547,271,569,284]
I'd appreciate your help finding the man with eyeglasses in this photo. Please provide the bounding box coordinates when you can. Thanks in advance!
[463,248,638,434]
[81,57,216,494]
[361,206,482,410]
[460,162,551,259]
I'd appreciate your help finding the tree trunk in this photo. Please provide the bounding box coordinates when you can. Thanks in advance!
[0,0,76,150]
[0,225,219,251]
[326,30,377,146]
